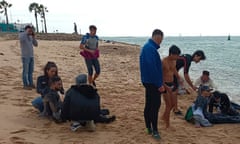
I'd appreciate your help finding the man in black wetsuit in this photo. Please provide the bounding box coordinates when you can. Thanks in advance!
[173,50,206,115]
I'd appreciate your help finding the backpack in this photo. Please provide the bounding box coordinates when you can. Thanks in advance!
[185,105,194,123]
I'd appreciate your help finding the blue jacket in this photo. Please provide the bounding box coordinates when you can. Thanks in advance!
[140,39,163,88]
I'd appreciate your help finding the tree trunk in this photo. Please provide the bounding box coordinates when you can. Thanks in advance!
[4,8,9,24]
[34,12,39,33]
[43,11,47,33]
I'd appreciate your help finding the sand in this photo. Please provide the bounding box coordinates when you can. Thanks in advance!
[0,36,239,144]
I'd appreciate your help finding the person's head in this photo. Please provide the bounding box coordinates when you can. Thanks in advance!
[192,50,206,63]
[75,74,87,85]
[168,45,181,60]
[89,25,97,36]
[49,75,62,91]
[199,85,212,97]
[24,25,34,35]
[152,29,164,45]
[201,70,210,82]
[44,61,58,78]
[212,91,221,102]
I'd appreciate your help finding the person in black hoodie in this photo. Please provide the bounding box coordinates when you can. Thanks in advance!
[61,74,115,132]
[209,91,239,116]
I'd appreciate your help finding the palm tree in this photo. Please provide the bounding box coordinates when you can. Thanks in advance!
[0,0,12,24]
[29,2,40,33]
[39,4,48,33]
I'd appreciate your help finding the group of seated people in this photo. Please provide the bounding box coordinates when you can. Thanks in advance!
[184,70,240,127]
[31,61,116,132]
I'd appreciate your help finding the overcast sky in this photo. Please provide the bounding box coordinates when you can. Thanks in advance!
[2,0,240,36]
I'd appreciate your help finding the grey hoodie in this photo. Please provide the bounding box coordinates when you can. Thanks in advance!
[19,32,38,57]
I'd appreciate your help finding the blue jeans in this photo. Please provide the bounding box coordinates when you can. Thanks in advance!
[22,57,34,86]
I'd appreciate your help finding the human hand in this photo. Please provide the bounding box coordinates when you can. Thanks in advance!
[158,85,165,93]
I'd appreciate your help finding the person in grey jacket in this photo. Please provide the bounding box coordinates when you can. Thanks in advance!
[19,25,38,90]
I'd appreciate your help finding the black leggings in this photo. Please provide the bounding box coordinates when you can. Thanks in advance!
[143,83,161,132]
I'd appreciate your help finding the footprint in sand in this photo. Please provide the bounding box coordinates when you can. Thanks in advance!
[10,129,27,134]
[9,136,35,144]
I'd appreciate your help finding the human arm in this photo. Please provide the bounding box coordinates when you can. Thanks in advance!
[36,76,48,95]
[209,79,217,90]
[208,97,215,113]
[184,73,197,90]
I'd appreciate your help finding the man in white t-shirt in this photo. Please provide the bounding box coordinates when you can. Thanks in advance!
[194,70,217,90]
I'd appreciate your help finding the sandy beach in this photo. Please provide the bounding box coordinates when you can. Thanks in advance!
[0,34,239,144]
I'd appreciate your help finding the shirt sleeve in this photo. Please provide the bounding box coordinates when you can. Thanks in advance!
[32,38,38,47]
[194,77,201,87]
[80,35,88,44]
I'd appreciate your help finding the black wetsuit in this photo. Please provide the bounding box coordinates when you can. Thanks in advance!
[173,54,193,88]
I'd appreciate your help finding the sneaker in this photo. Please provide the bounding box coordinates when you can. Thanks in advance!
[86,120,96,132]
[70,122,82,132]
[23,86,32,90]
[146,128,152,135]
[152,131,161,140]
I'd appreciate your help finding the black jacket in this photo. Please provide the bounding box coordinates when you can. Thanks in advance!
[37,75,64,97]
[209,94,230,114]
[61,84,100,121]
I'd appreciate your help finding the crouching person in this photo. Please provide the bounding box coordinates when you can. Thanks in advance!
[42,75,63,123]
[61,74,115,132]
[192,85,213,127]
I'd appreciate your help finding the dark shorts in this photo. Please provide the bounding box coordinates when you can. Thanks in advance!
[165,82,177,92]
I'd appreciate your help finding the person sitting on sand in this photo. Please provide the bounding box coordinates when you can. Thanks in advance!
[161,45,182,130]
[42,76,64,122]
[32,61,64,113]
[192,85,213,127]
[61,74,116,132]
[209,91,239,116]
[194,70,217,91]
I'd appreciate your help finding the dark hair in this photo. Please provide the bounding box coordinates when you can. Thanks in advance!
[169,45,181,56]
[192,50,206,60]
[152,29,164,37]
[49,75,62,86]
[212,91,221,99]
[43,61,58,77]
[89,25,97,30]
[202,70,210,76]
[24,25,32,30]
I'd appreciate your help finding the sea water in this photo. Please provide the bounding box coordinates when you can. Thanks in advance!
[102,36,240,104]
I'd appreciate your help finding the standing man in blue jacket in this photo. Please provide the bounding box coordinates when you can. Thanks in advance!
[140,29,165,140]
[19,25,38,90]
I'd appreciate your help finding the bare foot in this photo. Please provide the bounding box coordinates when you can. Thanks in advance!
[195,124,201,128]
